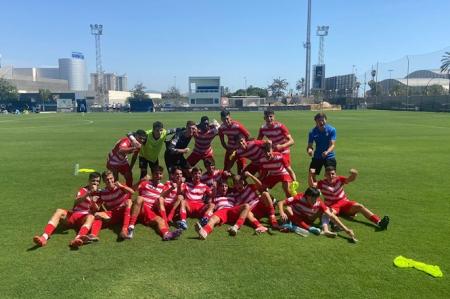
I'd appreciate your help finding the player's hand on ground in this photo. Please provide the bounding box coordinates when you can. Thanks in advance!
[349,169,358,175]
[279,211,288,222]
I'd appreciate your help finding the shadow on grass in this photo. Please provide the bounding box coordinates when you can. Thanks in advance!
[340,215,378,230]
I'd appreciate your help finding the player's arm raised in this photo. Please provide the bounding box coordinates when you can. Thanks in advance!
[244,171,262,190]
[115,181,135,195]
[345,169,358,183]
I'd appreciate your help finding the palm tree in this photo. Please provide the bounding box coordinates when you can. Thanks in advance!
[296,78,306,96]
[440,52,450,95]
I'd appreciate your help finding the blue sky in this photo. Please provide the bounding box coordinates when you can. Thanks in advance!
[1,0,449,93]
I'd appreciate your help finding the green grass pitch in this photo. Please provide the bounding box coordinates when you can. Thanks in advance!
[0,110,448,298]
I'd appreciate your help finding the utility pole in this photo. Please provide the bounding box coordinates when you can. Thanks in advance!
[304,0,312,97]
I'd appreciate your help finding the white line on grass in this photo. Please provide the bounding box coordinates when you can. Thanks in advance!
[0,120,94,130]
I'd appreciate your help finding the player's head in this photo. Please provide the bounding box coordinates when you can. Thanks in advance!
[185,120,197,136]
[102,170,116,188]
[199,116,209,130]
[134,129,147,144]
[151,165,164,182]
[260,141,273,159]
[88,172,101,187]
[314,113,327,129]
[324,166,337,182]
[217,180,229,195]
[233,133,246,149]
[304,187,321,205]
[232,174,246,192]
[203,158,216,173]
[220,110,232,126]
[191,167,203,182]
[263,109,275,125]
[152,121,164,138]
[170,166,183,182]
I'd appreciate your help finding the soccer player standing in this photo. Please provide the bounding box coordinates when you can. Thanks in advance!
[307,113,336,182]
[218,110,252,174]
[107,130,146,187]
[187,116,219,167]
[257,109,295,164]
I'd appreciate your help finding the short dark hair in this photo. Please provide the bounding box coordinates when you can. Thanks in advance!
[304,187,321,198]
[260,141,272,152]
[151,165,164,174]
[203,158,215,167]
[153,121,163,129]
[233,132,245,143]
[314,113,327,121]
[218,180,228,186]
[325,166,336,172]
[264,109,274,116]
[135,129,146,137]
[220,110,230,118]
[192,167,202,174]
[89,172,101,180]
[170,166,183,174]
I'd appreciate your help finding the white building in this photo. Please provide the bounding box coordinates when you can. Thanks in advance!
[188,76,221,107]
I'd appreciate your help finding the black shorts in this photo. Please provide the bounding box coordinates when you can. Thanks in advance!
[164,153,191,173]
[309,158,337,175]
[139,157,159,171]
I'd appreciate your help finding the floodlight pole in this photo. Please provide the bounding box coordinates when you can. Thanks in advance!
[304,0,312,98]
[90,24,104,106]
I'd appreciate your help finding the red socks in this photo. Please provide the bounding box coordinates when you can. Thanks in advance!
[235,218,245,228]
[43,222,56,236]
[90,219,102,236]
[289,215,310,230]
[370,214,380,224]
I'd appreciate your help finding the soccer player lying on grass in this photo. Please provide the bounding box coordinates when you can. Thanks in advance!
[33,172,103,247]
[123,166,183,241]
[158,166,186,228]
[258,141,297,199]
[233,172,276,232]
[225,133,268,176]
[107,129,147,187]
[179,167,217,229]
[219,110,252,174]
[257,109,295,165]
[277,187,354,238]
[195,180,250,240]
[187,116,219,167]
[308,167,390,231]
[86,170,134,242]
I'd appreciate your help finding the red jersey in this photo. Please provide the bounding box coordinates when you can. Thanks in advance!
[286,193,328,218]
[184,181,211,203]
[138,180,164,207]
[107,137,138,167]
[235,140,266,165]
[213,194,238,211]
[200,170,224,189]
[258,122,291,155]
[219,120,250,150]
[72,186,96,215]
[317,176,348,206]
[193,127,218,156]
[97,183,130,209]
[236,184,260,208]
[259,152,289,176]
[162,180,186,204]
